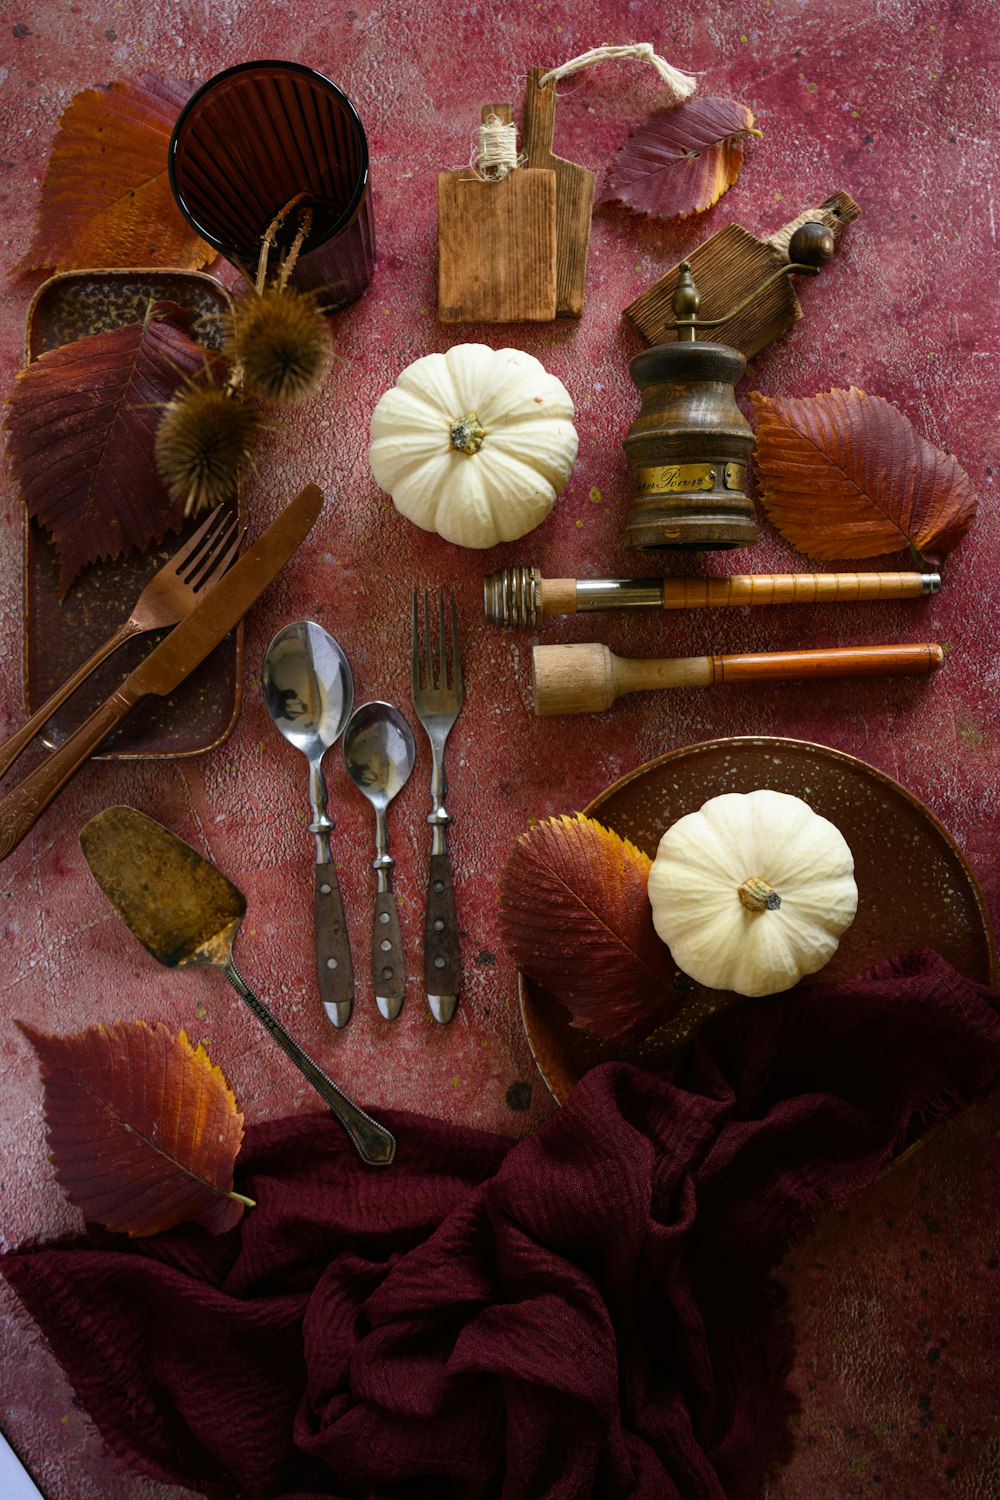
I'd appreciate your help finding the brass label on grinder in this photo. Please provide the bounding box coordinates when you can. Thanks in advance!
[723,463,746,490]
[634,463,716,496]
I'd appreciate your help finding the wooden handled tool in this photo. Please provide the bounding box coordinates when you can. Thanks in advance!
[623,191,860,358]
[484,567,941,627]
[532,642,944,716]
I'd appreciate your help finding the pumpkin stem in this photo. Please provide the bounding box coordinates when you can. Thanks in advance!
[450,412,486,455]
[738,875,781,913]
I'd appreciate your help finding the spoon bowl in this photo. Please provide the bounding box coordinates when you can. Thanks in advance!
[263,621,355,1027]
[343,702,416,1019]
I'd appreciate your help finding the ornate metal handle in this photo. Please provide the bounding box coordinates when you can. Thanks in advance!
[223,959,396,1166]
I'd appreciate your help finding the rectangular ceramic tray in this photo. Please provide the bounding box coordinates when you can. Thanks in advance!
[22,268,243,759]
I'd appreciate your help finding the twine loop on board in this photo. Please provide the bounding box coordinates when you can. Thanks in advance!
[538,43,697,103]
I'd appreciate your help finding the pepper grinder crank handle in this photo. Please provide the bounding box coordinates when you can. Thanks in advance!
[532,641,945,716]
[484,568,940,627]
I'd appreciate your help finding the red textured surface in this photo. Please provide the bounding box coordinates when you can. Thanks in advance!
[0,3,996,1497]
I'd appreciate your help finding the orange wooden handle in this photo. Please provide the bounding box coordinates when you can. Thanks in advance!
[661,573,935,609]
[713,643,944,682]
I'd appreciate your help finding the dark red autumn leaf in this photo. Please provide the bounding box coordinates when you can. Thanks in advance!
[602,97,760,220]
[499,813,676,1045]
[5,303,218,595]
[14,74,212,276]
[751,386,978,563]
[17,1019,250,1238]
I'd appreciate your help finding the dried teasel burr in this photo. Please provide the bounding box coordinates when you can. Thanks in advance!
[155,380,260,517]
[223,285,331,403]
[224,195,332,404]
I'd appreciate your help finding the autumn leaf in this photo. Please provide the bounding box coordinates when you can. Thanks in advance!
[751,387,978,564]
[5,302,220,595]
[14,74,212,276]
[499,813,676,1045]
[602,98,760,220]
[17,1019,251,1238]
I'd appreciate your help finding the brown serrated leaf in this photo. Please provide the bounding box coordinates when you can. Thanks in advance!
[602,97,760,220]
[17,1019,250,1238]
[5,303,218,595]
[751,387,978,564]
[14,74,211,276]
[499,813,676,1045]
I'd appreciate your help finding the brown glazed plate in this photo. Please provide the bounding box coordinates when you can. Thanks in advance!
[22,268,243,759]
[519,736,997,1105]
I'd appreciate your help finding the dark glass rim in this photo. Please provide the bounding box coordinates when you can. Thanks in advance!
[167,59,371,258]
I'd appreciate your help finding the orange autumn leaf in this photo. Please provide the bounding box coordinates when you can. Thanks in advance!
[15,74,212,276]
[602,98,760,220]
[499,813,676,1045]
[751,387,978,565]
[18,1019,250,1238]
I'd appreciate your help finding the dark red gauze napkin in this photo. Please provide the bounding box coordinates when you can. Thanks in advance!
[4,949,1000,1500]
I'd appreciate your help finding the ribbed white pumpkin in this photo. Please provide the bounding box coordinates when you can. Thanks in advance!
[647,790,858,997]
[369,344,578,548]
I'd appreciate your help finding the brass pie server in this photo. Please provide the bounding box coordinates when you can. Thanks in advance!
[79,804,396,1168]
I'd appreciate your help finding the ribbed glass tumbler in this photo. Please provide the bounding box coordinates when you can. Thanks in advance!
[168,60,375,309]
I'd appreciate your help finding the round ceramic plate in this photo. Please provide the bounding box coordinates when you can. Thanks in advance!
[519,736,997,1105]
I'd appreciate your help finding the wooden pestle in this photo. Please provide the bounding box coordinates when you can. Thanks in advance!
[532,642,945,716]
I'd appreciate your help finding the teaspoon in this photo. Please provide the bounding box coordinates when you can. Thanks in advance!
[342,702,415,1019]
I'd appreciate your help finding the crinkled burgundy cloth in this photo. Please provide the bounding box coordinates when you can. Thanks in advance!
[4,949,1000,1500]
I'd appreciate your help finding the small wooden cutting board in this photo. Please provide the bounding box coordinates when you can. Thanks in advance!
[438,104,557,323]
[623,191,861,357]
[522,67,595,318]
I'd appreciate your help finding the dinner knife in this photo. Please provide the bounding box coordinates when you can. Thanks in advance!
[0,483,324,861]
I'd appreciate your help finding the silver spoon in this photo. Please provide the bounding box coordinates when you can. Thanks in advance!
[263,621,355,1028]
[342,702,416,1019]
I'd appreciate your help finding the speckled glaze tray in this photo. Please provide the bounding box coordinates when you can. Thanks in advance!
[520,736,997,1105]
[22,268,243,759]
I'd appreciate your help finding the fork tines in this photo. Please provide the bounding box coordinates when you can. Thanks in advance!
[179,508,241,592]
[411,587,463,704]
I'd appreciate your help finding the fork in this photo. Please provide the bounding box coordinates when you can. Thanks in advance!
[0,506,241,781]
[411,588,464,1023]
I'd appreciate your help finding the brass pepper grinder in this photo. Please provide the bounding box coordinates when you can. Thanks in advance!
[621,220,836,550]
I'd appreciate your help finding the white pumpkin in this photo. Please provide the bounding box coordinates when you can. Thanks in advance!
[369,343,578,548]
[646,789,858,997]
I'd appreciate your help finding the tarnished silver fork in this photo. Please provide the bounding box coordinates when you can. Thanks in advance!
[411,587,464,1023]
[0,506,242,781]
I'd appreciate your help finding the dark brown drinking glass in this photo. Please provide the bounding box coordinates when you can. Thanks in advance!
[168,60,375,309]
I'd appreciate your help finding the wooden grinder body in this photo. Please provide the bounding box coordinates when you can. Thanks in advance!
[622,341,757,551]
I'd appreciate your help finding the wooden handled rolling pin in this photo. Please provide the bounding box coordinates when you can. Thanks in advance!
[532,642,945,715]
[484,567,940,627]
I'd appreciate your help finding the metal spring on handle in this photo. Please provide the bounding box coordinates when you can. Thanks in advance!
[482,566,540,628]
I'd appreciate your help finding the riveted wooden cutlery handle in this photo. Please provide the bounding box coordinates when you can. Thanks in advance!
[372,891,405,1019]
[425,852,460,1022]
[0,689,138,860]
[315,864,354,1026]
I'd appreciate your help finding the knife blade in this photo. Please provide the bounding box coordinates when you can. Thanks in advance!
[0,483,323,861]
